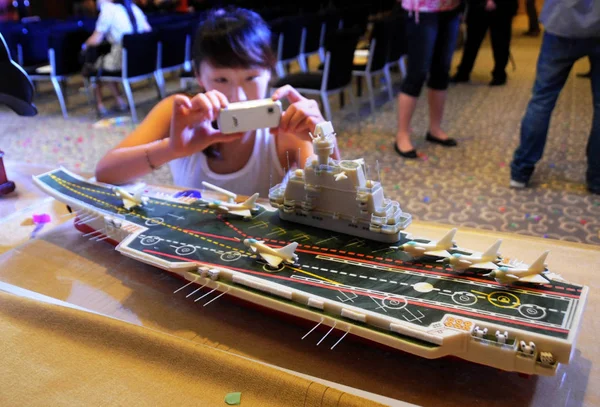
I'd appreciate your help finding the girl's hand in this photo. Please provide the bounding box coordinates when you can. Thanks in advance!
[271,85,325,140]
[169,90,244,158]
[485,0,496,11]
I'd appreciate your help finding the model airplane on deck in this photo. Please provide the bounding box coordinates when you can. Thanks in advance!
[113,187,148,210]
[200,181,259,219]
[244,238,299,268]
[395,228,457,258]
[440,240,502,272]
[485,251,550,284]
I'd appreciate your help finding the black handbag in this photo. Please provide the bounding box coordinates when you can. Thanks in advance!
[80,41,112,77]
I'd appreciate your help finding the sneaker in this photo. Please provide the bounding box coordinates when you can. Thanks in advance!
[510,179,527,189]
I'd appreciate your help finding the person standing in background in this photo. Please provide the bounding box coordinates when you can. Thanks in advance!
[510,0,600,195]
[451,0,518,86]
[524,0,540,36]
[394,0,463,159]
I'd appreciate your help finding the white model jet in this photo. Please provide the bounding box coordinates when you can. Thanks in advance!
[200,181,259,219]
[113,187,148,210]
[441,240,502,272]
[484,251,550,285]
[395,228,457,258]
[244,238,299,268]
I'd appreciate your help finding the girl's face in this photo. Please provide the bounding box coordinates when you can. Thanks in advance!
[197,62,271,103]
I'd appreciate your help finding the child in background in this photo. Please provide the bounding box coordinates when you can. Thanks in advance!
[96,7,335,196]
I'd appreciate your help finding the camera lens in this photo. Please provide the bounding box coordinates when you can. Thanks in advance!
[267,107,274,113]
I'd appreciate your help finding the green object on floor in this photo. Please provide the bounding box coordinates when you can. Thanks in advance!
[225,392,242,405]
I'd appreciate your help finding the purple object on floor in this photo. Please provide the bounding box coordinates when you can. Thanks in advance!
[174,190,202,199]
[32,213,51,224]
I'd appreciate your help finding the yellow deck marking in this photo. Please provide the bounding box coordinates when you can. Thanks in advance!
[286,265,341,285]
[51,174,343,287]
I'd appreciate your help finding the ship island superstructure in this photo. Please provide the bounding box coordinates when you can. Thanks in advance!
[269,122,412,243]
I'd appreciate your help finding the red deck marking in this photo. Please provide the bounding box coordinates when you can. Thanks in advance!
[366,255,374,259]
[425,265,433,268]
[291,247,581,298]
[357,254,365,257]
[183,229,240,242]
[312,246,320,249]
[339,250,347,254]
[376,257,383,260]
[348,252,355,255]
[330,249,337,253]
[143,249,570,335]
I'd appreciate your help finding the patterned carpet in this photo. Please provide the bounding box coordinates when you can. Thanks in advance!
[2,17,599,245]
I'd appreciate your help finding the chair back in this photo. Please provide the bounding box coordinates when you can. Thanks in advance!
[302,15,324,55]
[158,22,189,69]
[48,28,89,76]
[368,18,394,72]
[0,23,22,60]
[122,31,159,78]
[339,6,369,36]
[18,23,51,67]
[269,16,306,62]
[387,13,406,63]
[323,28,360,90]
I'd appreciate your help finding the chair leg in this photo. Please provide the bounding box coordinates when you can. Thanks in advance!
[51,77,68,119]
[275,62,285,78]
[346,85,359,119]
[384,65,394,102]
[298,55,308,72]
[356,75,363,97]
[365,72,375,114]
[84,77,99,116]
[320,91,332,122]
[122,79,138,124]
[155,71,166,99]
[399,55,407,78]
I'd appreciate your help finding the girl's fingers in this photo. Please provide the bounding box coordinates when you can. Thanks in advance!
[204,92,222,119]
[286,109,307,134]
[279,104,297,132]
[209,90,230,108]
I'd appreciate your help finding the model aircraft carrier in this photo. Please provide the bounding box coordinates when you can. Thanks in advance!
[33,168,588,376]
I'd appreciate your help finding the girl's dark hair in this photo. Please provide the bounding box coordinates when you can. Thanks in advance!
[114,0,138,33]
[193,7,276,71]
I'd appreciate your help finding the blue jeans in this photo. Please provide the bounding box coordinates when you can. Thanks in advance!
[511,32,600,190]
[400,9,461,97]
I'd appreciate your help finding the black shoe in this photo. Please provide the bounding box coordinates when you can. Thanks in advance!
[425,132,457,147]
[577,71,592,79]
[393,143,418,159]
[450,74,469,83]
[489,77,507,86]
[523,30,540,37]
[588,186,600,195]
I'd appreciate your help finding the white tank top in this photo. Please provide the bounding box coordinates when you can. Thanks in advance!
[169,129,285,197]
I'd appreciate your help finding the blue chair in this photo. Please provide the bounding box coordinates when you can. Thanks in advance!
[156,22,190,98]
[88,31,160,123]
[28,28,89,118]
[271,29,360,121]
[352,17,395,114]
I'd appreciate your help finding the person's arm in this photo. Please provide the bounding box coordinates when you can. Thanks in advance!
[85,4,111,46]
[95,96,176,184]
[85,30,104,47]
[271,85,341,163]
[96,91,244,185]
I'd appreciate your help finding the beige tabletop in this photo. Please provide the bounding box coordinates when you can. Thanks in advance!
[1,163,598,407]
